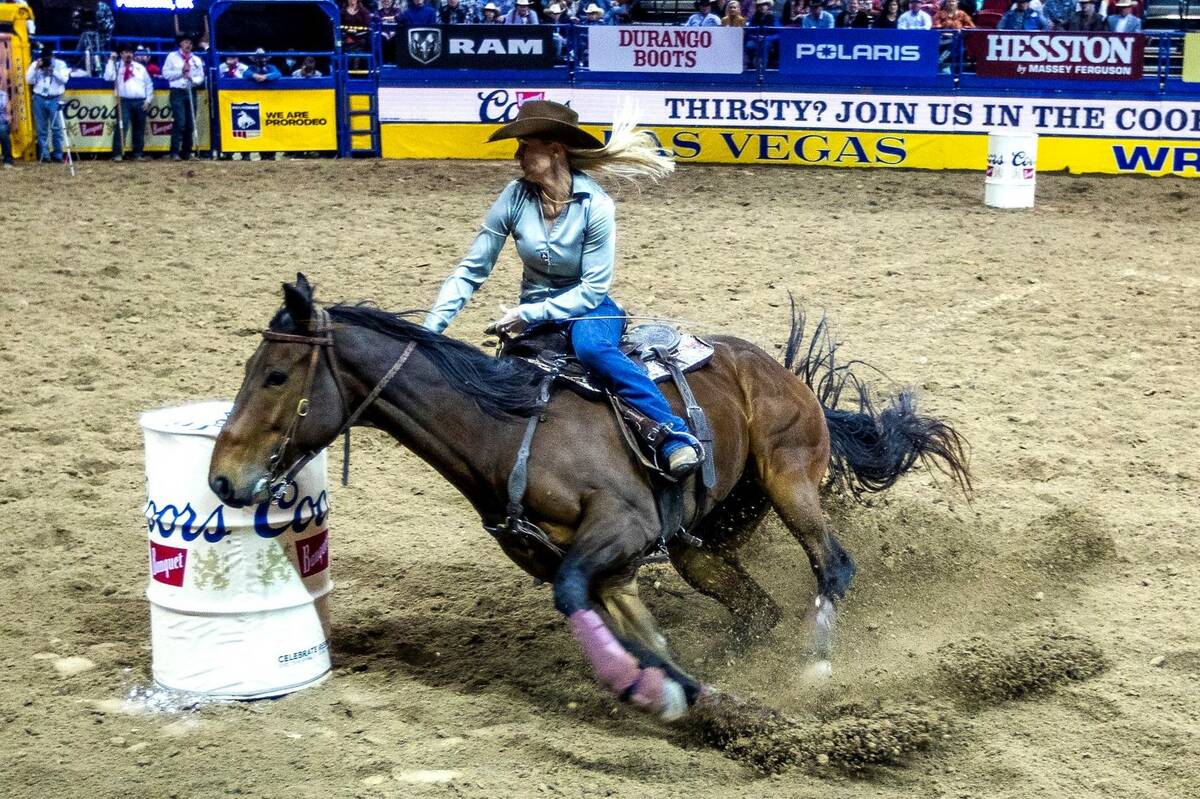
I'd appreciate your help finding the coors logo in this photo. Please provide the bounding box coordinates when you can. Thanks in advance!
[296,530,329,578]
[150,542,188,587]
[967,32,1144,81]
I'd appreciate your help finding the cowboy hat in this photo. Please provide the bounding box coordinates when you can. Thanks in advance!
[756,0,773,5]
[547,1,565,11]
[1112,0,1135,6]
[482,2,500,10]
[487,100,604,150]
[584,2,605,11]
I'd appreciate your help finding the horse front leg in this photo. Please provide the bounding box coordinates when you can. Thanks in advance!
[553,518,705,722]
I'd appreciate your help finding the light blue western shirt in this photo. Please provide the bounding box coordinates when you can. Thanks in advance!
[424,171,616,333]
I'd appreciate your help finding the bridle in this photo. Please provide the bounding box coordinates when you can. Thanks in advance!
[259,305,416,502]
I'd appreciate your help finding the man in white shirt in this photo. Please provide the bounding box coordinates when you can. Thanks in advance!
[686,0,722,25]
[161,34,205,160]
[1107,0,1142,31]
[25,46,70,162]
[897,0,933,27]
[104,43,154,161]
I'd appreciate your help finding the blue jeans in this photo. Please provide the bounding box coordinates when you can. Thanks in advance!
[32,94,63,161]
[169,88,196,158]
[565,296,689,438]
[113,98,147,157]
[0,120,12,163]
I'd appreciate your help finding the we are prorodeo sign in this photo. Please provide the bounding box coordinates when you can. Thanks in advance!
[587,27,744,74]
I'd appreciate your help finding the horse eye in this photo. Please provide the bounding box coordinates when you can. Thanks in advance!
[264,370,288,387]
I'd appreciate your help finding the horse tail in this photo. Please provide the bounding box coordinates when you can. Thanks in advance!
[782,297,972,499]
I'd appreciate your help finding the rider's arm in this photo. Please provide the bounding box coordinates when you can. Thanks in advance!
[423,181,519,333]
[517,193,614,325]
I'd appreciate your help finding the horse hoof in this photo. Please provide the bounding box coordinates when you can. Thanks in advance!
[658,679,689,722]
[803,659,833,681]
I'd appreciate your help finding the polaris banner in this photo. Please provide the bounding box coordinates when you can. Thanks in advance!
[778,29,940,77]
[964,32,1145,81]
[587,27,745,74]
[396,25,556,69]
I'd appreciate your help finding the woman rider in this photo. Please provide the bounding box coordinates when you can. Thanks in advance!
[422,101,702,477]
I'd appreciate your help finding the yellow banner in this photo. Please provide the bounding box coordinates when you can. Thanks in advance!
[218,89,336,152]
[1185,33,1200,84]
[59,89,211,153]
[381,122,1200,177]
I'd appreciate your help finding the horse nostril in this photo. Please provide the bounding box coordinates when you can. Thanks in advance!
[211,475,232,501]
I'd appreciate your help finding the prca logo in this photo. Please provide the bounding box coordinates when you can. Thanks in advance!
[231,102,261,138]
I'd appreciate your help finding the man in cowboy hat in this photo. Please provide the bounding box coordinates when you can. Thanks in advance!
[422,101,703,478]
[1065,0,1106,30]
[104,42,154,161]
[505,0,541,23]
[686,0,722,25]
[998,0,1049,29]
[480,1,504,21]
[1107,0,1141,31]
[161,34,205,160]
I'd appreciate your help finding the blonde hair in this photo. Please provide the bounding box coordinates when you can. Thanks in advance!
[565,106,675,185]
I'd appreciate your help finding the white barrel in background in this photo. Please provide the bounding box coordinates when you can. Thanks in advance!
[985,131,1038,209]
[140,401,333,699]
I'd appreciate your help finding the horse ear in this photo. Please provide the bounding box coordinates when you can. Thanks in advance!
[282,275,313,331]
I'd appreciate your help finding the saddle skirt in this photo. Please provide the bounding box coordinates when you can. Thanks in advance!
[499,323,715,397]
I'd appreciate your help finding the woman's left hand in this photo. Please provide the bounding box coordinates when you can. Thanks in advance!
[486,305,526,337]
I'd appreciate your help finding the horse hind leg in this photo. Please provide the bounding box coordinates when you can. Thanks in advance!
[667,476,782,649]
[759,457,856,679]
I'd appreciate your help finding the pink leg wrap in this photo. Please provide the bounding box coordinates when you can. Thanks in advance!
[569,609,640,695]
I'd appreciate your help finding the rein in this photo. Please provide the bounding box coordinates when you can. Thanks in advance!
[260,306,417,501]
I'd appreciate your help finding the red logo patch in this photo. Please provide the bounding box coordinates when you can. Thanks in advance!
[296,530,329,579]
[515,91,544,106]
[150,542,188,587]
[151,121,173,136]
[79,122,105,137]
[1023,168,1035,180]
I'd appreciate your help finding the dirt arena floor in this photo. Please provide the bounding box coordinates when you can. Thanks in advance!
[2,158,1198,799]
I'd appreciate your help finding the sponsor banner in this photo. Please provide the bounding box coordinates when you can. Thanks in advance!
[587,26,744,74]
[1184,33,1200,83]
[379,86,1200,139]
[778,29,940,77]
[398,25,555,69]
[964,32,1145,81]
[381,121,1200,176]
[218,89,337,151]
[59,89,211,152]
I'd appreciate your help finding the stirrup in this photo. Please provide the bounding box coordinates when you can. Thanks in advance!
[662,435,702,479]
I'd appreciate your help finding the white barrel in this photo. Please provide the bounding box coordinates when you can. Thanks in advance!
[140,401,333,699]
[984,131,1038,209]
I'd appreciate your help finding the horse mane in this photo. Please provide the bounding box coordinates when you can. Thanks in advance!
[269,303,545,418]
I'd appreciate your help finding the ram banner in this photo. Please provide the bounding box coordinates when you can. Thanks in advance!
[397,25,556,69]
[378,86,1200,176]
[587,27,744,74]
[58,89,211,152]
[218,88,337,152]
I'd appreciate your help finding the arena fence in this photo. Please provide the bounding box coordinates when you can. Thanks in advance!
[16,13,1200,175]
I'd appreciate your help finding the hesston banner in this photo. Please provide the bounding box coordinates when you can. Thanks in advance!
[398,25,556,69]
[587,27,744,74]
[966,32,1144,80]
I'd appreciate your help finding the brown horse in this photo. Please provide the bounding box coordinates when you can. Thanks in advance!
[209,274,969,722]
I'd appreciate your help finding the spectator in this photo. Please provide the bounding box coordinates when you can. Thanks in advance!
[480,2,504,21]
[162,35,204,161]
[1065,0,1106,29]
[580,1,608,22]
[1041,0,1075,27]
[403,0,440,25]
[607,0,634,23]
[134,46,161,77]
[723,0,747,24]
[998,0,1049,29]
[687,0,723,25]
[505,0,541,22]
[933,0,974,27]
[751,0,779,24]
[1107,0,1141,30]
[104,43,154,162]
[26,46,70,163]
[897,0,932,27]
[378,0,401,45]
[440,0,476,23]
[825,0,847,24]
[220,54,248,78]
[841,0,872,26]
[0,84,14,167]
[244,48,282,83]
[875,0,901,26]
[781,0,806,24]
[802,1,836,26]
[341,0,371,51]
[293,56,323,77]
